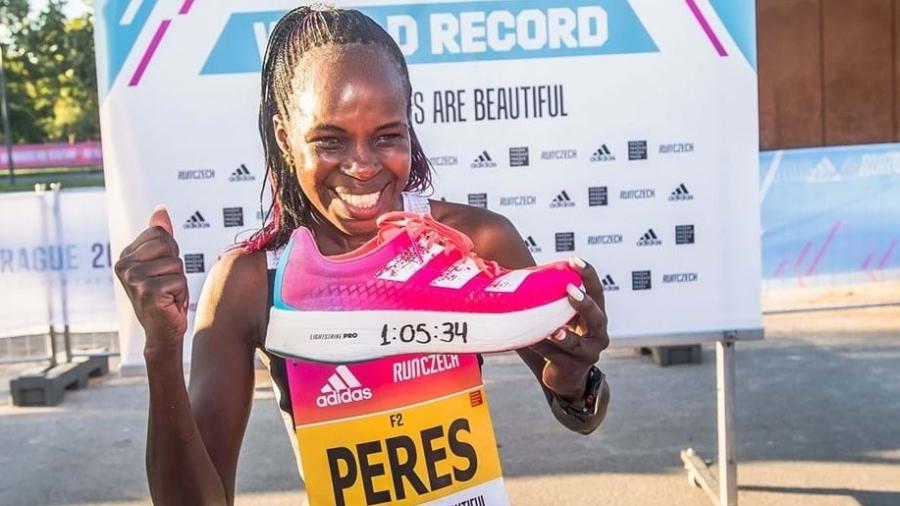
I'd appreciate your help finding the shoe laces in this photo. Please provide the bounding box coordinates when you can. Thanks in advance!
[376,211,501,277]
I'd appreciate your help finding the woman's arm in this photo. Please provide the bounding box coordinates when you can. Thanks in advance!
[461,207,611,434]
[117,209,265,505]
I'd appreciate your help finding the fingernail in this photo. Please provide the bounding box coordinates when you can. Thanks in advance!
[566,283,585,301]
[569,255,586,269]
[552,329,567,341]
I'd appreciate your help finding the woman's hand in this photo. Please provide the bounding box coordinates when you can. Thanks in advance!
[114,206,189,356]
[532,256,610,401]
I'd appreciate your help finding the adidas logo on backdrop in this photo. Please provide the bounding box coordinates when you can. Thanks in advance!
[524,236,542,254]
[228,164,255,182]
[636,228,662,247]
[316,366,373,408]
[669,183,694,201]
[549,190,575,208]
[471,150,497,168]
[183,211,210,229]
[590,145,615,162]
[601,274,620,292]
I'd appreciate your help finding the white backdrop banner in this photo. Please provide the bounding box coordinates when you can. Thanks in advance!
[0,189,117,338]
[94,0,762,369]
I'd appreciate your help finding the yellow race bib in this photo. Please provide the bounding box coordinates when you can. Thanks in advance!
[285,354,509,505]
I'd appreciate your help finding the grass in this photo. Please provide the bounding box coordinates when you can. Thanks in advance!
[0,166,104,193]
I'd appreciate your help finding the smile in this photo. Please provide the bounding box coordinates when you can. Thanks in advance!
[334,186,386,210]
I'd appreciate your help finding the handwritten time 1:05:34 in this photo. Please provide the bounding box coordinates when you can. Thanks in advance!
[380,322,469,346]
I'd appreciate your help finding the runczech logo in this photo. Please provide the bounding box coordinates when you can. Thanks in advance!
[588,234,623,245]
[429,155,458,167]
[542,149,577,160]
[664,272,698,283]
[659,142,694,154]
[500,195,536,207]
[177,169,215,180]
[620,188,655,200]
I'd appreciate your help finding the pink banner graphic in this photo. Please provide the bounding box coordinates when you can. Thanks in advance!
[0,142,103,169]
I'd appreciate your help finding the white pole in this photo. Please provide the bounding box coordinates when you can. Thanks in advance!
[717,339,737,505]
[50,183,73,362]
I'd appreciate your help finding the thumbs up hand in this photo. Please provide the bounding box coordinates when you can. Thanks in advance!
[115,205,190,354]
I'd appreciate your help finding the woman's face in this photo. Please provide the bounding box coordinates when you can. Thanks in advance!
[275,44,411,237]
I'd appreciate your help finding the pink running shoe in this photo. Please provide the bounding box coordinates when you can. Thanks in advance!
[265,212,582,363]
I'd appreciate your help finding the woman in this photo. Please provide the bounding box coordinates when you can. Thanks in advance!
[115,6,610,505]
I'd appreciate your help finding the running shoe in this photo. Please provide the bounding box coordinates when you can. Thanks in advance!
[265,212,582,363]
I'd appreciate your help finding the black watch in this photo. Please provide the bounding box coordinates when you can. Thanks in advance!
[556,365,606,419]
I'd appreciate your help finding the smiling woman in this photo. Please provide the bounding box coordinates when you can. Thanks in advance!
[113,5,610,506]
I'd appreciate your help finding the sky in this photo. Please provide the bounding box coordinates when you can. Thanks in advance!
[28,0,91,18]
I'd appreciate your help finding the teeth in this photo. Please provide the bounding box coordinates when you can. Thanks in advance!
[335,188,382,210]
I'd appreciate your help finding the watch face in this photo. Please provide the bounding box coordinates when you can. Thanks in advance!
[586,367,605,416]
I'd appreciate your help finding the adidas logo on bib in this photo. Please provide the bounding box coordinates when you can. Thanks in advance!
[316,366,373,408]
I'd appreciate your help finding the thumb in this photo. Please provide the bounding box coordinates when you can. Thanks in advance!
[149,204,174,236]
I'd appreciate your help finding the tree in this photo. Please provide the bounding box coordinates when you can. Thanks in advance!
[0,0,100,144]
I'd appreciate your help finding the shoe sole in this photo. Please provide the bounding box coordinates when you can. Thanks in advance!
[265,297,577,363]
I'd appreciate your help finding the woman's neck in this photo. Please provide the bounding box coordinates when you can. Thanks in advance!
[311,224,375,256]
[307,194,406,255]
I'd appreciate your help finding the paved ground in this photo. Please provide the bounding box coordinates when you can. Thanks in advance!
[1,306,899,506]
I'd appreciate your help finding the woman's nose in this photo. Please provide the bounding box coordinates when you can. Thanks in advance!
[343,144,382,181]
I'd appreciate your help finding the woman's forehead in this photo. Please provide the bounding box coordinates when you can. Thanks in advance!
[289,44,406,115]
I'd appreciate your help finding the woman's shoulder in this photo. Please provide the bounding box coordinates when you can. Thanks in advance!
[209,247,269,286]
[429,199,525,261]
[195,247,270,342]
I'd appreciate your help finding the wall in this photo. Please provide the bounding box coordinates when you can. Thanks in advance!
[758,0,900,149]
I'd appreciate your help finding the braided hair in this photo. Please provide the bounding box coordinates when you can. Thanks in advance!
[245,6,432,252]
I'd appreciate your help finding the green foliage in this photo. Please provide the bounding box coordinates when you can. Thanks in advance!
[0,0,100,144]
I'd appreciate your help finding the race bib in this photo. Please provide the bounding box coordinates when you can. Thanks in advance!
[285,354,509,506]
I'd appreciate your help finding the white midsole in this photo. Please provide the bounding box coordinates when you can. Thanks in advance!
[265,298,576,363]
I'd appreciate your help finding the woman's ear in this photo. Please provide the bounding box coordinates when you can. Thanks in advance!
[273,114,292,156]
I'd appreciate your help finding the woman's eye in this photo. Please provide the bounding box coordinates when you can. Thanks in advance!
[314,138,343,151]
[376,134,404,144]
